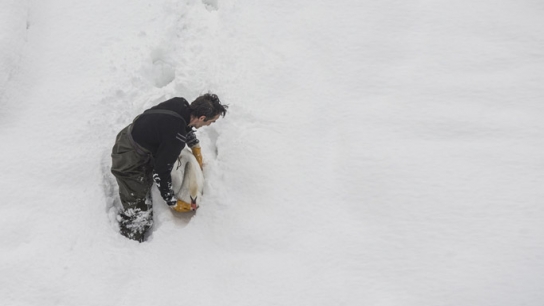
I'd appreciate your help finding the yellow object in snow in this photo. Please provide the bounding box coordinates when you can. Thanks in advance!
[191,145,203,169]
[171,199,197,212]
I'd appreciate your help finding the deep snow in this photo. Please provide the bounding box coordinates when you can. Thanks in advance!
[1,0,544,305]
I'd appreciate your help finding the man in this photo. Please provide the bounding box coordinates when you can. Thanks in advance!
[111,93,228,242]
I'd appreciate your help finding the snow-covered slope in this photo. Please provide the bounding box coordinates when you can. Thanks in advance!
[1,0,543,305]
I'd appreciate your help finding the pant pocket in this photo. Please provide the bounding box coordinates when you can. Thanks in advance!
[112,149,147,176]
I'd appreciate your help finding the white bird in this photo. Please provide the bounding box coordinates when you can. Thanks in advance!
[170,147,204,211]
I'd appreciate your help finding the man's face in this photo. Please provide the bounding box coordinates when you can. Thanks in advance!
[194,114,220,129]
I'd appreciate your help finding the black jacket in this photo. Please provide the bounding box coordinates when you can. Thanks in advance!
[131,97,198,205]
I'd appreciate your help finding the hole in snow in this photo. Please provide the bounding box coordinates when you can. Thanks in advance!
[202,0,218,10]
[151,59,175,88]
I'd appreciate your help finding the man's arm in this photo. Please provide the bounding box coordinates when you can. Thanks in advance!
[153,130,187,206]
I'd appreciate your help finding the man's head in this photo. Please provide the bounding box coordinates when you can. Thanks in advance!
[189,93,228,128]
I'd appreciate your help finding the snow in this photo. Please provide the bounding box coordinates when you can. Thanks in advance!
[1,0,544,305]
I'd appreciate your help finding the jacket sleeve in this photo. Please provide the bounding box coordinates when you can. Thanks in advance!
[152,125,187,206]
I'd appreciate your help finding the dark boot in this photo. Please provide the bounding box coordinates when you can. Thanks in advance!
[117,206,153,242]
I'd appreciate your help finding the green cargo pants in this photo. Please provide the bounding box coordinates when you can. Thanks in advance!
[111,123,154,242]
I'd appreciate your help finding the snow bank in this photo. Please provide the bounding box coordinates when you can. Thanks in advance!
[0,0,28,97]
[1,0,544,305]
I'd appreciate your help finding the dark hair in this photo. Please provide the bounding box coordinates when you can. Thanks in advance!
[189,93,228,121]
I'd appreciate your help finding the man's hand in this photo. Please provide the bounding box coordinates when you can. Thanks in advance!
[191,145,203,170]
